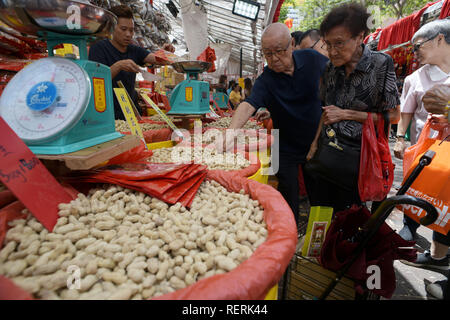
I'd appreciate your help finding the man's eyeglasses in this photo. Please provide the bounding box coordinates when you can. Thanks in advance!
[412,38,434,53]
[310,39,320,49]
[262,41,291,59]
[321,37,354,51]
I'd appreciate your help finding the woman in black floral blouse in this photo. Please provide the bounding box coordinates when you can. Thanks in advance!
[304,3,400,212]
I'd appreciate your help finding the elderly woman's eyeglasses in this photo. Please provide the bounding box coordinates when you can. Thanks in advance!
[412,38,433,53]
[321,38,354,51]
[262,41,291,59]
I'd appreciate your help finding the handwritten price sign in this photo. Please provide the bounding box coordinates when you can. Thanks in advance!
[0,118,74,231]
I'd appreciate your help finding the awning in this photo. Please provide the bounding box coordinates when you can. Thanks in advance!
[152,0,282,74]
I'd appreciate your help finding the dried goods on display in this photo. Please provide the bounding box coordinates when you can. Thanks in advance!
[148,146,251,171]
[115,120,169,132]
[89,0,171,50]
[204,117,262,130]
[0,182,267,300]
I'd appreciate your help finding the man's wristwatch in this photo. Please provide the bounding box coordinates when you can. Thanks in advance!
[396,134,405,141]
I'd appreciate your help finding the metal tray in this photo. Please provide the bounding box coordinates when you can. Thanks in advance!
[0,0,116,37]
[171,60,212,73]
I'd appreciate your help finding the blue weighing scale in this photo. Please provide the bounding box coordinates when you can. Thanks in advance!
[168,61,212,115]
[0,0,121,155]
[213,92,229,109]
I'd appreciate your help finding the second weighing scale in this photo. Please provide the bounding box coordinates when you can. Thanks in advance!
[168,60,212,115]
[0,0,122,155]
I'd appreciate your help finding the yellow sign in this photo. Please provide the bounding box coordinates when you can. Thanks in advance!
[114,88,145,143]
[93,78,106,113]
[185,87,193,102]
[55,43,74,57]
[238,78,245,89]
[139,92,183,138]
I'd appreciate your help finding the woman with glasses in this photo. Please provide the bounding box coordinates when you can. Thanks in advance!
[390,20,450,289]
[304,3,400,212]
[394,19,450,161]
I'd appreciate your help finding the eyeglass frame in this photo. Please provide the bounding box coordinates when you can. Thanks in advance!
[412,37,435,53]
[262,40,291,59]
[321,36,356,51]
[310,38,321,49]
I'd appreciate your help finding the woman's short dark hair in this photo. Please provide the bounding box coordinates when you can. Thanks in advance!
[110,5,133,19]
[320,3,370,38]
[291,31,304,46]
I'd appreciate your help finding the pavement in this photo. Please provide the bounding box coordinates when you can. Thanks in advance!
[273,139,449,300]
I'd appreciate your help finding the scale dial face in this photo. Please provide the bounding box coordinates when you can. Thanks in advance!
[0,57,91,143]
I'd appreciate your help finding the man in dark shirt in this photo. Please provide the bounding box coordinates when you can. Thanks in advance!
[227,22,328,227]
[89,5,173,120]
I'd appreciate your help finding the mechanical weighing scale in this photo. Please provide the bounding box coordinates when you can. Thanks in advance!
[168,60,212,115]
[0,0,124,155]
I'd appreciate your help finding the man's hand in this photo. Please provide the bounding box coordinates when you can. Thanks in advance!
[255,109,270,121]
[114,59,141,73]
[306,141,318,161]
[322,105,346,125]
[162,43,176,53]
[393,139,407,159]
[422,84,450,114]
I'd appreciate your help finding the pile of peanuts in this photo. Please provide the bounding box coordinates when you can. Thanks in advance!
[0,182,267,300]
[204,117,261,130]
[115,120,169,132]
[197,130,260,146]
[148,114,175,122]
[147,146,251,171]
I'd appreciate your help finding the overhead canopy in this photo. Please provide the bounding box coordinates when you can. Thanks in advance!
[152,0,282,75]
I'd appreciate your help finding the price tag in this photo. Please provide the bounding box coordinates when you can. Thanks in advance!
[0,118,74,231]
[139,92,184,138]
[114,88,147,146]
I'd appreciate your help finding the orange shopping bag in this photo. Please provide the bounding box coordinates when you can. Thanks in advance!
[400,119,450,236]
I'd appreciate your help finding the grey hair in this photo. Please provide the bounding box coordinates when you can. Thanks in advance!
[412,19,450,44]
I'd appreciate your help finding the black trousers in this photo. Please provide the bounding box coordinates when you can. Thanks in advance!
[404,215,450,246]
[275,152,305,227]
[303,166,362,214]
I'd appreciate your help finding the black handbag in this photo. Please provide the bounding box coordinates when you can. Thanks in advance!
[304,126,361,191]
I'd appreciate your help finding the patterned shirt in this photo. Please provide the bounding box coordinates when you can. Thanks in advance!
[320,44,400,143]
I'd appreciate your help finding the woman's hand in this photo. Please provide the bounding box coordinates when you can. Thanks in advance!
[393,139,407,159]
[306,141,318,161]
[429,115,449,130]
[322,105,346,125]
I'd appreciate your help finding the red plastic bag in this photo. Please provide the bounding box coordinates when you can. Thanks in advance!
[196,46,216,73]
[358,114,394,201]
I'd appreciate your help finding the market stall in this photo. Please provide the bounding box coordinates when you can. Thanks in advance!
[364,0,450,87]
[0,0,293,301]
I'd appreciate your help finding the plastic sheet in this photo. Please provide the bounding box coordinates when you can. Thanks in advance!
[119,128,173,144]
[154,170,297,300]
[106,141,153,166]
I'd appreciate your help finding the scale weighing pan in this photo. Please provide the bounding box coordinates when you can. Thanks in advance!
[0,0,116,37]
[171,61,212,74]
